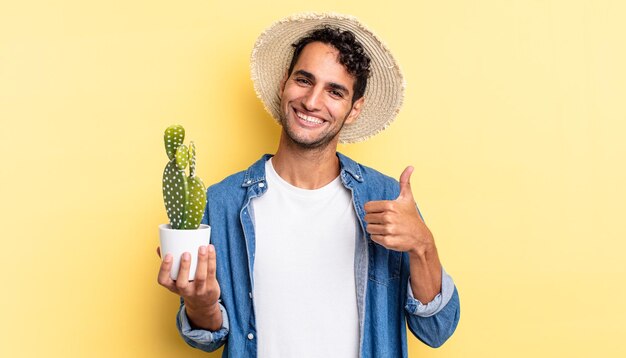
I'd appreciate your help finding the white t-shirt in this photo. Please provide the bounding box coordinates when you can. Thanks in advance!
[250,158,359,358]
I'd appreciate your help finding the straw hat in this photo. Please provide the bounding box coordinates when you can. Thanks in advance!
[250,12,405,143]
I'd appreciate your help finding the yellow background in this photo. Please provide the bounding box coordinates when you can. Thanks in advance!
[1,0,624,357]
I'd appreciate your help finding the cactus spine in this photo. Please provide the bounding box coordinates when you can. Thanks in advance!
[162,125,207,229]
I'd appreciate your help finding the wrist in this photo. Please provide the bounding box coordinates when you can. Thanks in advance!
[186,300,220,318]
[408,237,436,260]
[185,301,222,330]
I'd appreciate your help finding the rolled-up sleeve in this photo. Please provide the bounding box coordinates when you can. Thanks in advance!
[405,267,455,317]
[405,267,460,348]
[176,298,229,352]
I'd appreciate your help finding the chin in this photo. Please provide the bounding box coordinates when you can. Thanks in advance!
[280,115,340,150]
[288,131,339,150]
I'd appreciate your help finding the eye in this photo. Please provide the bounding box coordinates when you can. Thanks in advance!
[295,77,311,85]
[329,90,344,99]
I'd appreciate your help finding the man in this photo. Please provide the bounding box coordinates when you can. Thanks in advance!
[157,13,460,357]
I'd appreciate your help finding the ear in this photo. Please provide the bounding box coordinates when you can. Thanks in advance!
[344,96,364,125]
[279,71,289,94]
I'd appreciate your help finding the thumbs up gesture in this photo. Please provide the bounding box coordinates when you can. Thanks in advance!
[364,166,434,255]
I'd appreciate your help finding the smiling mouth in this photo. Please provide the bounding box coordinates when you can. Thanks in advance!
[294,109,324,125]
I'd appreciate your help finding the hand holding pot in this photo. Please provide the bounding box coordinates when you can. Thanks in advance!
[157,245,223,331]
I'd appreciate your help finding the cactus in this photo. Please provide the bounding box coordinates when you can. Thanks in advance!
[162,125,207,229]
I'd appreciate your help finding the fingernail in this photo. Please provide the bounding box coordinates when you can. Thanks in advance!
[208,245,215,253]
[199,246,207,255]
[182,252,190,261]
[164,254,172,262]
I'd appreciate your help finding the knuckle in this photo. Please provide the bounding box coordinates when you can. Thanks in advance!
[205,284,215,295]
[175,279,188,290]
[195,285,207,296]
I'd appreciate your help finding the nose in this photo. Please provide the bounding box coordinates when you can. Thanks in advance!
[301,86,322,112]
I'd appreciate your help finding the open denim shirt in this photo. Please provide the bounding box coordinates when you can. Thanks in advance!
[176,153,460,357]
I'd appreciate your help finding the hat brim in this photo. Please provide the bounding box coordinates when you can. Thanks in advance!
[250,12,405,144]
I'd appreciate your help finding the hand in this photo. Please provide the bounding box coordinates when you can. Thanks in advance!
[157,245,222,330]
[364,166,434,256]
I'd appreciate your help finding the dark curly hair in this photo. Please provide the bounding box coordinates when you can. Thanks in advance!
[287,26,371,103]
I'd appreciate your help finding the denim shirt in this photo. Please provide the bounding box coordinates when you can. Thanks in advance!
[176,153,460,357]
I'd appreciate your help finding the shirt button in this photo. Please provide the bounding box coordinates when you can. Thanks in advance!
[246,180,252,184]
[258,182,265,188]
[249,292,253,298]
[355,175,360,179]
[247,333,254,340]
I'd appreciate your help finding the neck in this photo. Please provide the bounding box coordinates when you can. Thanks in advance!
[272,132,341,189]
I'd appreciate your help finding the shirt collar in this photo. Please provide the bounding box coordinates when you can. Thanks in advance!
[241,154,272,187]
[337,152,364,183]
[241,152,364,188]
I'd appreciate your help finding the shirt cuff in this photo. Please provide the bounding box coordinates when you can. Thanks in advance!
[177,302,229,344]
[405,267,455,317]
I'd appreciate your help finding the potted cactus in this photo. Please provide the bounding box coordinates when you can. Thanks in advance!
[159,124,210,280]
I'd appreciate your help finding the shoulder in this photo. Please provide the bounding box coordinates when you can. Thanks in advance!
[206,154,270,204]
[209,170,246,192]
[205,170,246,208]
[360,163,401,200]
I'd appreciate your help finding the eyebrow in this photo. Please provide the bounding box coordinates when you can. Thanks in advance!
[293,70,351,96]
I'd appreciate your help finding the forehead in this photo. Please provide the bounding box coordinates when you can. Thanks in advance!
[291,42,355,85]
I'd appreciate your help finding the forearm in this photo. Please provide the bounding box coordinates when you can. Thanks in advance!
[184,300,223,331]
[408,240,442,303]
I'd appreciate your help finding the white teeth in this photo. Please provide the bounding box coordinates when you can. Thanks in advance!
[296,110,323,124]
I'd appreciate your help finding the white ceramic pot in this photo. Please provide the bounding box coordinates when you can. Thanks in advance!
[159,224,211,280]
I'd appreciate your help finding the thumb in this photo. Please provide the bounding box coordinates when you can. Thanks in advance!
[398,166,415,200]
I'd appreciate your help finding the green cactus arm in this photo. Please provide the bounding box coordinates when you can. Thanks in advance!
[163,159,189,229]
[189,141,197,178]
[175,144,189,170]
[164,125,185,160]
[182,176,207,229]
[162,124,207,230]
